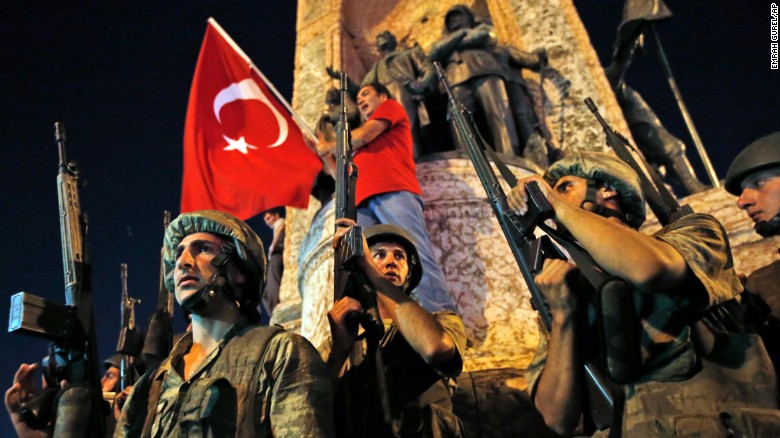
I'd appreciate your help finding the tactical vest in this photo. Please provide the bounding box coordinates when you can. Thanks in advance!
[124,324,283,437]
[597,323,780,436]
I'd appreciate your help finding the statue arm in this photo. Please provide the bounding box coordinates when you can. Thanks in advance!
[327,66,360,100]
[506,45,546,70]
[429,29,467,62]
[458,23,496,49]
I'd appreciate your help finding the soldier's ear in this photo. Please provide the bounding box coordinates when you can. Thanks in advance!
[599,186,619,201]
[230,262,247,285]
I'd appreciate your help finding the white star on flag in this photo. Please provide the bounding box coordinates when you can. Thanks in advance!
[222,135,258,154]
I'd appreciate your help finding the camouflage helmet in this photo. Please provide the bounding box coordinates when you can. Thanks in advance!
[163,210,266,312]
[724,131,780,195]
[364,224,423,293]
[103,354,122,370]
[545,151,647,228]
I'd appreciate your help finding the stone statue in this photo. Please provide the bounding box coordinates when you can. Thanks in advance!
[328,31,436,158]
[429,5,519,156]
[315,86,362,143]
[311,86,360,202]
[616,84,707,193]
[494,44,568,168]
[603,2,707,194]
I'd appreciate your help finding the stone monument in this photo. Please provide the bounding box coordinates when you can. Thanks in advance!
[269,1,779,435]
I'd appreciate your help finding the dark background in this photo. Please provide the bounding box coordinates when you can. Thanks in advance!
[0,0,777,433]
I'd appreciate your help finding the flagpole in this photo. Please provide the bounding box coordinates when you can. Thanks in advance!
[649,23,720,187]
[207,18,317,141]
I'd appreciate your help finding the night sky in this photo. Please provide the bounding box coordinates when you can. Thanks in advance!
[0,0,777,433]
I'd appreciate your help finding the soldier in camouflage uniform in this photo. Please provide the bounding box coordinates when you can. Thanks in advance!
[326,220,467,437]
[726,131,780,378]
[507,152,780,436]
[114,210,334,437]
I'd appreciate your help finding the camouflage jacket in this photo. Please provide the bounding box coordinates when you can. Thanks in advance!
[114,323,334,437]
[526,213,780,435]
[327,311,468,437]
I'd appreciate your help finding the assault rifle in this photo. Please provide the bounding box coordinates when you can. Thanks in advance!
[333,71,383,340]
[8,122,105,435]
[332,72,394,435]
[585,99,741,335]
[140,211,174,371]
[584,97,693,226]
[435,62,632,431]
[115,263,142,390]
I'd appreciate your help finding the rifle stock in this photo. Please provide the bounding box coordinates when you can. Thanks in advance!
[8,122,105,434]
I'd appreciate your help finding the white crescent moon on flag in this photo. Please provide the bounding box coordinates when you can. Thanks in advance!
[213,78,288,148]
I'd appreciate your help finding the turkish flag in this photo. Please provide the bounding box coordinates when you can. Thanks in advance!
[181,18,321,220]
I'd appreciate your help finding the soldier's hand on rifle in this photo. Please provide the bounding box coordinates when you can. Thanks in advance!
[5,363,50,438]
[113,387,132,421]
[332,218,373,270]
[328,297,365,357]
[535,259,578,316]
[507,175,561,216]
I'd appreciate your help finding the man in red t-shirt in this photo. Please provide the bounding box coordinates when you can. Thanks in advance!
[317,83,454,313]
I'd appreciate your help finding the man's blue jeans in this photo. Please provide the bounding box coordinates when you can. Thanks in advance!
[358,190,455,312]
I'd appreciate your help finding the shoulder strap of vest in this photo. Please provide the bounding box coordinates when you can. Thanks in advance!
[126,325,286,436]
[121,364,163,437]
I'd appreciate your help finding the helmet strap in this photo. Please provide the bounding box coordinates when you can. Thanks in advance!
[180,243,235,315]
[755,211,780,237]
[582,179,630,225]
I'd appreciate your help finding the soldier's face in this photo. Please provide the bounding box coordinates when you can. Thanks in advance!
[101,366,119,392]
[264,212,279,227]
[737,168,780,225]
[357,86,387,119]
[173,232,244,305]
[370,241,409,287]
[553,175,589,207]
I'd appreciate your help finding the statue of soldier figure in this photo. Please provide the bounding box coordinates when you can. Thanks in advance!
[328,31,436,158]
[604,0,707,194]
[429,5,520,157]
[494,44,568,168]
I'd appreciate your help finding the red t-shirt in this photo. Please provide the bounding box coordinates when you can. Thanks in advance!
[354,99,422,205]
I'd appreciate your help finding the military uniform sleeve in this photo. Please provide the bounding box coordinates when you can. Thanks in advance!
[113,397,131,438]
[432,311,468,378]
[654,213,743,310]
[264,332,335,437]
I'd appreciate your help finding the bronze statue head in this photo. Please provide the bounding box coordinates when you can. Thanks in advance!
[445,4,475,33]
[376,31,397,53]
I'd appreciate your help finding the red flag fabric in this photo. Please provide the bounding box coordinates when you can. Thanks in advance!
[181,18,321,220]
